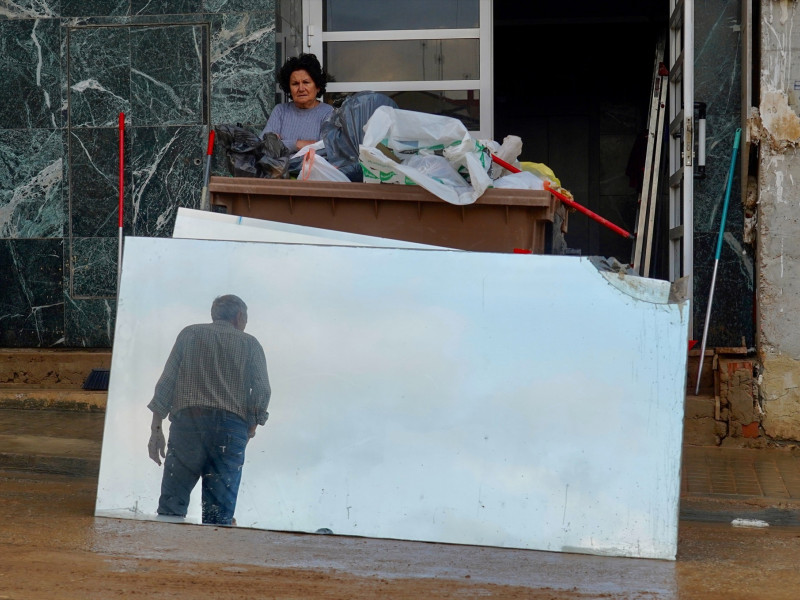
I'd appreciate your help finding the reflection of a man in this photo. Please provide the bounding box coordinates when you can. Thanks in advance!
[147,294,271,526]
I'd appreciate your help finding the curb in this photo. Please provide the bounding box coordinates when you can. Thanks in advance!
[0,389,107,412]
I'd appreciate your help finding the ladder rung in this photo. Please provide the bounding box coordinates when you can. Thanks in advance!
[669,0,685,29]
[669,111,683,136]
[669,167,684,188]
[669,52,683,84]
[669,225,684,240]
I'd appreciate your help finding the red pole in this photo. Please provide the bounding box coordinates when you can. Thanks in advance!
[490,154,635,241]
[117,112,125,295]
[118,113,125,228]
[200,129,215,210]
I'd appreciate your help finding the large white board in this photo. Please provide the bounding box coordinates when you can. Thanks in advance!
[96,234,688,560]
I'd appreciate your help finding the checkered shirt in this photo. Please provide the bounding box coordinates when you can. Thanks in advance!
[147,320,271,427]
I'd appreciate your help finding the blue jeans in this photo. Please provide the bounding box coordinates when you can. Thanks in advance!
[157,408,249,525]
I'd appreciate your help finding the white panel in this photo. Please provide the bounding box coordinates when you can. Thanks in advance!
[96,236,688,560]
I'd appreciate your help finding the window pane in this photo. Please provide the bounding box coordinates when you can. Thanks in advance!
[325,40,479,83]
[324,0,479,31]
[328,90,480,131]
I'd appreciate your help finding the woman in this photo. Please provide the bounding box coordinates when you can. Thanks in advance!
[260,53,334,153]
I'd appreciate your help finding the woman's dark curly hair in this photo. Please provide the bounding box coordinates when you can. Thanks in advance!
[278,53,328,97]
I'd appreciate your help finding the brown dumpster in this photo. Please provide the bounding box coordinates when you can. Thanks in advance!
[208,176,564,254]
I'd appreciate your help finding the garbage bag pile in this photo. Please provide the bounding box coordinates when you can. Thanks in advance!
[214,124,292,179]
[216,94,563,207]
[356,105,556,205]
[320,91,399,182]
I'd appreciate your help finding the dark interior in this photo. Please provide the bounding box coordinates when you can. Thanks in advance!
[493,1,669,267]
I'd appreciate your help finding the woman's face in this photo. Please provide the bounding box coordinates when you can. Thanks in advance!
[289,69,320,109]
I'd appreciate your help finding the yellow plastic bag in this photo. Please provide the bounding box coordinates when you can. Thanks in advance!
[519,162,561,187]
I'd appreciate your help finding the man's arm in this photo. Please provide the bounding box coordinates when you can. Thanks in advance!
[148,412,166,466]
[146,329,186,465]
[246,341,272,437]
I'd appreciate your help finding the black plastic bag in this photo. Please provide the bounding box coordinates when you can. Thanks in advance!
[214,124,291,179]
[320,91,398,182]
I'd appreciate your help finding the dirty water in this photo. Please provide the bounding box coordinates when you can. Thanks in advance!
[2,467,800,599]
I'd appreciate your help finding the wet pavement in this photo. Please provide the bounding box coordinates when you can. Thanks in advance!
[2,407,800,599]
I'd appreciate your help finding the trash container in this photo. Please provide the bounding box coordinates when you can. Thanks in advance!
[208,176,564,254]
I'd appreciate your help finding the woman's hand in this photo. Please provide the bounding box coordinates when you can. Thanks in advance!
[296,139,315,150]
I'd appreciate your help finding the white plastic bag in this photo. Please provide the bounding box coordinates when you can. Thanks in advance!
[358,106,492,205]
[483,135,523,179]
[402,153,470,189]
[492,170,545,190]
[300,147,351,182]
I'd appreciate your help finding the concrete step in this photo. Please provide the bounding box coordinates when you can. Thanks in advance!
[0,408,104,477]
[683,392,723,446]
[0,386,107,411]
[0,348,111,386]
[686,349,715,396]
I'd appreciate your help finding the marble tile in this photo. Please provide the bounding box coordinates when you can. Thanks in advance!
[204,0,274,12]
[694,117,743,232]
[693,231,755,347]
[61,0,129,18]
[130,24,206,126]
[130,125,206,236]
[692,0,747,346]
[131,0,202,16]
[67,25,130,128]
[0,128,64,238]
[210,12,275,127]
[70,236,119,297]
[0,18,61,129]
[64,295,116,347]
[63,232,117,346]
[0,1,57,18]
[0,239,64,347]
[0,0,276,347]
[69,127,126,237]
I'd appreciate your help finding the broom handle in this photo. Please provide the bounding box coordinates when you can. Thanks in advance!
[201,129,215,211]
[490,154,634,240]
[117,112,125,296]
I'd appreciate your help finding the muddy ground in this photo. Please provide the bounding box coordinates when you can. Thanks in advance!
[2,468,800,599]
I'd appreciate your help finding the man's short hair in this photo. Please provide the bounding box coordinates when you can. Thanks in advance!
[211,295,247,323]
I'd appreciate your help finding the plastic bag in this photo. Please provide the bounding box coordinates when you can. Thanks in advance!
[320,91,399,182]
[300,147,351,182]
[402,153,471,190]
[215,124,291,179]
[358,106,493,205]
[484,135,523,179]
[520,161,561,186]
[492,170,545,190]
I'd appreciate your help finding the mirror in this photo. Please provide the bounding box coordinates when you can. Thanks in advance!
[96,219,688,560]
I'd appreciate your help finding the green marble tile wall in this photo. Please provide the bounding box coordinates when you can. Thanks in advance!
[0,2,276,347]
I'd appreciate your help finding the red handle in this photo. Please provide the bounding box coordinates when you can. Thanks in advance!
[206,130,215,155]
[118,113,125,228]
[490,154,634,241]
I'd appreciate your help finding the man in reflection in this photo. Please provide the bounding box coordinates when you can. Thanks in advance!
[147,294,271,526]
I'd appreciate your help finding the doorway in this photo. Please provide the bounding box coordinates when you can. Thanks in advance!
[493,2,668,267]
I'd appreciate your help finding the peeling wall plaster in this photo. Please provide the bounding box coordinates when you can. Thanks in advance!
[758,89,800,150]
[754,1,800,441]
